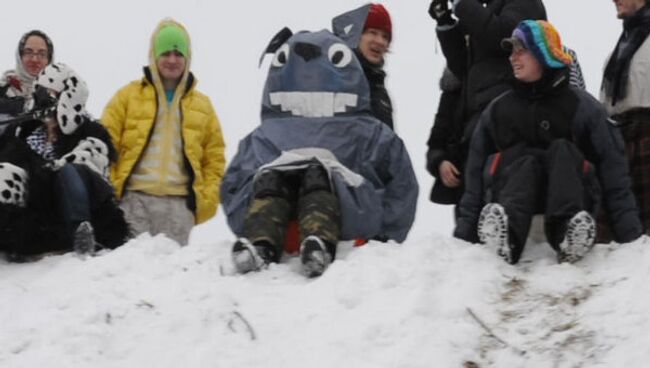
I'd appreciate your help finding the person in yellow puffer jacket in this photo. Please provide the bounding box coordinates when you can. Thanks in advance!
[101,18,225,245]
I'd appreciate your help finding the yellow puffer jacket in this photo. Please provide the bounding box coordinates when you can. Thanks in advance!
[101,68,225,224]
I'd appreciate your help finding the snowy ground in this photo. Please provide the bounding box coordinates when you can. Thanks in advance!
[2,0,649,367]
[1,231,649,367]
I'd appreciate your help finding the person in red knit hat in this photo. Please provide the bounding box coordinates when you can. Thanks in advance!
[333,3,395,130]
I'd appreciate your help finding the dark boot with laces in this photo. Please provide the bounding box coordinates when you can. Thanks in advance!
[231,238,276,274]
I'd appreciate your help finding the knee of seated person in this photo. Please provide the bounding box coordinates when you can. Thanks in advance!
[253,170,290,199]
[300,164,330,195]
[55,164,77,182]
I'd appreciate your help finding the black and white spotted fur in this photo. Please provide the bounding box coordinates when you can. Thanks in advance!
[0,162,28,207]
[34,63,90,135]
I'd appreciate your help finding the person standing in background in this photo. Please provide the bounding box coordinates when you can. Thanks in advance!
[102,18,226,245]
[601,0,650,235]
[333,3,395,130]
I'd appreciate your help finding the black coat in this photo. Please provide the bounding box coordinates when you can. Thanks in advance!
[356,50,394,130]
[454,69,642,243]
[437,0,546,118]
[426,69,465,204]
[0,117,128,255]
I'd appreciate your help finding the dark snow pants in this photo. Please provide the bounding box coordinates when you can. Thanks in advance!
[242,164,341,261]
[486,140,600,252]
[621,121,650,235]
[0,163,128,257]
[55,164,91,239]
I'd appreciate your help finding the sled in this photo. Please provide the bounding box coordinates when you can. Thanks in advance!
[283,220,367,254]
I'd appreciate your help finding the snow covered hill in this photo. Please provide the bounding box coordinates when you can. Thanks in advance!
[1,0,647,367]
[1,233,649,367]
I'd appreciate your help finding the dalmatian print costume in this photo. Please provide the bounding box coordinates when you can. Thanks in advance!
[34,63,89,135]
[53,137,110,179]
[0,162,28,207]
[32,64,111,179]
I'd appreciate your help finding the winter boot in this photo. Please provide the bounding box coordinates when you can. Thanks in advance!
[300,235,332,278]
[73,221,97,256]
[557,211,596,263]
[231,238,274,274]
[478,203,520,264]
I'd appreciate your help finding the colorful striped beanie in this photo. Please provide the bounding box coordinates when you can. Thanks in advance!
[502,20,573,69]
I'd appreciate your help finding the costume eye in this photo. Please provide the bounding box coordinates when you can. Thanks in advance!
[328,43,352,68]
[272,44,290,67]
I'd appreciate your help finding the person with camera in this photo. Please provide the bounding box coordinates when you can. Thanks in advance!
[0,63,128,260]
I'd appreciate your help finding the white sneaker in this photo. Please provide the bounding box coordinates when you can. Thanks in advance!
[478,203,513,263]
[558,211,595,263]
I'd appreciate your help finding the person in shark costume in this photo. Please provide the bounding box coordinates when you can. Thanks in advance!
[220,29,418,277]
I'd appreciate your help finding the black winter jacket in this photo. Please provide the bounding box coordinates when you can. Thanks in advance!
[437,0,546,118]
[454,69,642,243]
[426,68,465,204]
[356,50,394,130]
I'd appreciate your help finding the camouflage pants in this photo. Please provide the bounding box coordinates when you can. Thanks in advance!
[242,165,341,260]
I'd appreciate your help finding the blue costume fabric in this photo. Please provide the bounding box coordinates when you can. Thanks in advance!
[221,30,418,242]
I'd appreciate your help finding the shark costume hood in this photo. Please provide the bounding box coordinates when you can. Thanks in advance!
[221,29,417,242]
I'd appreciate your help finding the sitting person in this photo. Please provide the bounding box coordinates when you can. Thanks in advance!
[425,53,585,207]
[0,63,129,259]
[0,30,54,121]
[221,29,418,277]
[453,20,642,264]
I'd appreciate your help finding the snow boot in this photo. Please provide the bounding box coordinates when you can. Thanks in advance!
[73,221,97,256]
[478,203,520,264]
[557,211,595,263]
[231,238,274,274]
[300,235,332,277]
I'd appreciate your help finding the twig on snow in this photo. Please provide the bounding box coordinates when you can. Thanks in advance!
[466,307,526,356]
[228,310,257,341]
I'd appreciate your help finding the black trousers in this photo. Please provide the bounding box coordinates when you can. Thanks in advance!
[0,164,128,256]
[487,140,600,251]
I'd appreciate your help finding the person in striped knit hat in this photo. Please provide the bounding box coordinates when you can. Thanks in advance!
[453,20,642,265]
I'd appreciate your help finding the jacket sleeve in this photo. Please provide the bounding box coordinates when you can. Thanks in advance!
[454,105,495,243]
[196,101,226,224]
[100,86,130,179]
[575,96,642,243]
[427,88,463,177]
[455,0,547,53]
[436,24,468,79]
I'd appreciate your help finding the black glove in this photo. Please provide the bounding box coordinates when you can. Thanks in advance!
[32,86,57,112]
[428,0,455,26]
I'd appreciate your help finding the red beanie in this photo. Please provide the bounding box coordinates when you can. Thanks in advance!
[364,4,392,41]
